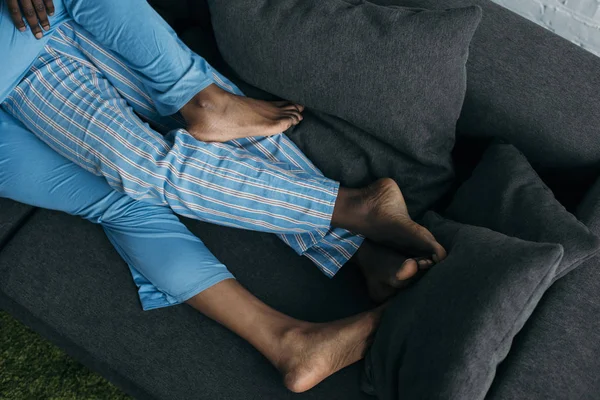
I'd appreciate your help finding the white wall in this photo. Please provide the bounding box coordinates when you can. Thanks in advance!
[492,0,600,56]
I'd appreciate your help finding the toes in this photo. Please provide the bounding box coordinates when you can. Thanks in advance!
[394,258,419,282]
[415,225,447,264]
[416,257,434,270]
[431,242,447,263]
[273,112,303,133]
[282,111,303,125]
[281,104,304,113]
[283,114,299,126]
[274,117,294,133]
[274,101,305,113]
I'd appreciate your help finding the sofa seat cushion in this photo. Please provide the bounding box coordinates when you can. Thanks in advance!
[0,209,373,400]
[484,256,600,399]
[0,198,34,249]
[484,175,600,399]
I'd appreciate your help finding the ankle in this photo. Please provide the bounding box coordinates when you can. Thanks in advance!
[272,323,313,366]
[278,323,311,349]
[331,187,369,231]
[181,84,227,116]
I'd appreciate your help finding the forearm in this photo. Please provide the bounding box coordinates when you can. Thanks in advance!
[63,0,215,115]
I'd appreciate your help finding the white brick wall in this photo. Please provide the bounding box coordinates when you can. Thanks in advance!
[492,0,600,56]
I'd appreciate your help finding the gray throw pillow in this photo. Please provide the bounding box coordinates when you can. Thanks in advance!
[445,143,600,280]
[364,212,564,400]
[484,175,600,400]
[206,0,482,217]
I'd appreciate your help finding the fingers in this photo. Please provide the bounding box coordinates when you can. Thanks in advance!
[19,0,44,39]
[32,0,50,32]
[7,0,26,32]
[9,0,53,39]
[44,0,54,16]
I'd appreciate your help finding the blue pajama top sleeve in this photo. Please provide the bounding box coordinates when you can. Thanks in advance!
[0,0,214,115]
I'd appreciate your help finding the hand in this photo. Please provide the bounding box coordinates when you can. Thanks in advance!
[7,0,55,39]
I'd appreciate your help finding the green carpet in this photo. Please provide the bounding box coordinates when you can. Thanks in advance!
[0,311,131,399]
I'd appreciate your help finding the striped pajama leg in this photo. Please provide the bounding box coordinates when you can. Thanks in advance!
[0,109,234,311]
[3,23,364,277]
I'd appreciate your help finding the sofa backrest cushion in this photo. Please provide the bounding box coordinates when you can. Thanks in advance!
[206,0,481,217]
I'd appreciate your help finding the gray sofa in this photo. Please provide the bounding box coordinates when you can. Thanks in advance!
[2,0,600,399]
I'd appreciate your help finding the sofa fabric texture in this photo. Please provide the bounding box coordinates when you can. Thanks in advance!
[206,0,482,217]
[0,209,373,400]
[365,212,563,400]
[1,0,600,399]
[485,176,600,399]
[368,0,600,171]
[446,143,600,281]
[0,198,33,248]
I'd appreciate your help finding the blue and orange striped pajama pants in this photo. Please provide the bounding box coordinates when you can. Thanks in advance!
[2,23,364,294]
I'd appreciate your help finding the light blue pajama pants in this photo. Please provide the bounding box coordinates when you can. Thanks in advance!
[1,23,363,308]
[0,109,233,310]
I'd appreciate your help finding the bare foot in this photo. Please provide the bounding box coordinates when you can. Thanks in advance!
[352,240,431,303]
[333,178,447,262]
[276,309,382,393]
[180,84,304,142]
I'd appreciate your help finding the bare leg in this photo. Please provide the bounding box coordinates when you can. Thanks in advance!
[177,80,444,272]
[180,84,445,267]
[185,279,381,393]
[332,178,447,262]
